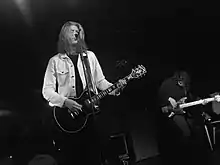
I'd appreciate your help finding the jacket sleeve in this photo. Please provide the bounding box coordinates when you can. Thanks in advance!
[42,58,67,107]
[91,52,113,91]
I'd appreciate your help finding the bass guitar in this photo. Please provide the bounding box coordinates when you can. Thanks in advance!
[162,95,220,118]
[53,65,147,133]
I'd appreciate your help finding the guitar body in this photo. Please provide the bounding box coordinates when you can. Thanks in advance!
[162,96,220,118]
[53,90,100,133]
[162,105,185,118]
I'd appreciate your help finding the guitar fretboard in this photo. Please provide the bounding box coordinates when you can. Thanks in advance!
[179,97,215,109]
[89,75,131,104]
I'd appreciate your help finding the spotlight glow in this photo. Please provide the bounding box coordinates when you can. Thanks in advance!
[13,0,32,25]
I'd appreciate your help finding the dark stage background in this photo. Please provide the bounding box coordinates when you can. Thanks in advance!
[1,0,220,164]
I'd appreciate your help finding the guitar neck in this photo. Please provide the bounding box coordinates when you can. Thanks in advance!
[90,75,131,104]
[179,97,215,109]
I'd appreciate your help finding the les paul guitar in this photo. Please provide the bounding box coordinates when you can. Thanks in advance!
[162,95,220,118]
[53,65,147,133]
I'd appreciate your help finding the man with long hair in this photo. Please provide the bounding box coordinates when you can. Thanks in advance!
[42,21,126,165]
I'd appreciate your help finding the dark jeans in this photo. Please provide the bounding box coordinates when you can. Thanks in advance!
[52,117,103,165]
[158,113,209,165]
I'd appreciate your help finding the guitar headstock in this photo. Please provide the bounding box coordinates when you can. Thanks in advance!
[130,65,147,79]
[214,94,220,102]
[210,92,220,102]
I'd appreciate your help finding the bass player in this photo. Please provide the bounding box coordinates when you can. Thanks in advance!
[157,70,210,165]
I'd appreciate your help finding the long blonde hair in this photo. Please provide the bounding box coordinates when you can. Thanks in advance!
[57,21,88,54]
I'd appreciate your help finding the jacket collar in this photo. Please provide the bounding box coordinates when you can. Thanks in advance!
[59,53,69,60]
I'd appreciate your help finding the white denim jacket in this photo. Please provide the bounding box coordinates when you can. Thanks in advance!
[42,51,113,107]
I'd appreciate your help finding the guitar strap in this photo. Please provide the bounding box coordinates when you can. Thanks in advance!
[79,52,96,93]
[79,52,97,116]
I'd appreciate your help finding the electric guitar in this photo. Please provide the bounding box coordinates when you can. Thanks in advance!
[162,95,220,118]
[53,65,147,133]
